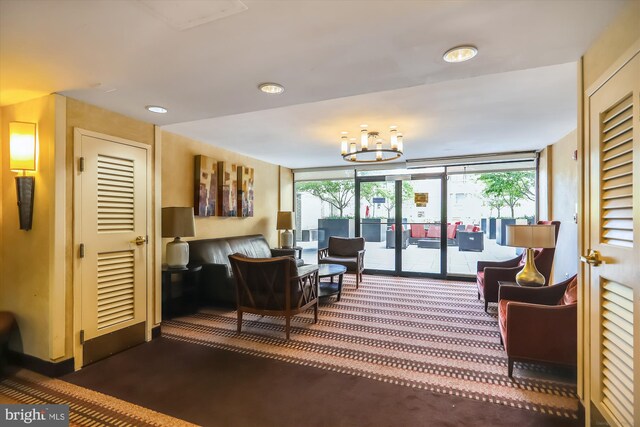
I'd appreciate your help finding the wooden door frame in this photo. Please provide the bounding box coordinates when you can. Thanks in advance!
[580,39,640,425]
[72,128,153,370]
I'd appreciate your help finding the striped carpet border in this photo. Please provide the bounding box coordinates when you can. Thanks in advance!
[162,274,578,419]
[0,369,196,427]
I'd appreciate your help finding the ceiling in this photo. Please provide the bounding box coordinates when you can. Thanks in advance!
[0,0,628,168]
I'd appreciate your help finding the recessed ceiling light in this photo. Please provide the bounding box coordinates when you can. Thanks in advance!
[258,83,285,94]
[443,45,478,63]
[146,105,168,114]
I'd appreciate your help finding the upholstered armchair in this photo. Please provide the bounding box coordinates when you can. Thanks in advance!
[229,254,319,340]
[318,236,365,289]
[476,220,560,311]
[498,275,577,377]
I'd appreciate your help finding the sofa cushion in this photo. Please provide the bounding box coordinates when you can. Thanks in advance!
[426,225,440,238]
[410,224,426,238]
[319,255,358,271]
[560,276,578,305]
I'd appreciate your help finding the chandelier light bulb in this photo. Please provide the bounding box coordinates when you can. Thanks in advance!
[360,129,368,151]
[390,129,398,150]
[397,134,404,153]
[341,136,348,155]
[350,142,357,153]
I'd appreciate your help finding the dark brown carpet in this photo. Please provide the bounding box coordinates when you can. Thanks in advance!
[63,338,578,427]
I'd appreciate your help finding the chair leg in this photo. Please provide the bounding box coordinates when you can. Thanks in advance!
[484,300,488,312]
[477,291,480,300]
[508,358,514,378]
[355,272,360,289]
[285,316,291,340]
[237,310,243,334]
[499,334,503,346]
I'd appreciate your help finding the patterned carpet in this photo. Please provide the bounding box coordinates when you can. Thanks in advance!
[162,274,578,419]
[0,369,196,426]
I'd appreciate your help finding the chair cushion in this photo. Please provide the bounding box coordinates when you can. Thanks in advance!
[560,276,578,305]
[318,255,358,271]
[476,271,485,287]
[498,299,509,347]
[426,225,440,238]
[410,224,426,238]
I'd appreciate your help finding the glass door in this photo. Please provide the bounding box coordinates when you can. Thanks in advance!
[356,174,445,277]
[400,175,445,276]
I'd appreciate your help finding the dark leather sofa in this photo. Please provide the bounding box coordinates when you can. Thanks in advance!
[188,234,303,306]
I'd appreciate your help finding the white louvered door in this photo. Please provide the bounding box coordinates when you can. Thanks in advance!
[79,133,148,345]
[587,52,639,427]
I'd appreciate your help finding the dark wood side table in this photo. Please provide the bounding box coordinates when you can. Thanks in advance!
[498,280,545,288]
[162,264,202,319]
[276,246,303,260]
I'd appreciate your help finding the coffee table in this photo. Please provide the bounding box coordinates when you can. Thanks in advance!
[317,264,347,301]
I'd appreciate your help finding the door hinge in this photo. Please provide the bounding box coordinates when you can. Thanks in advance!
[79,243,85,258]
[79,157,85,172]
[80,330,85,345]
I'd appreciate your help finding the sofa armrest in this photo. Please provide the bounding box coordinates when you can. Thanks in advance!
[499,281,568,305]
[271,248,296,258]
[477,255,521,272]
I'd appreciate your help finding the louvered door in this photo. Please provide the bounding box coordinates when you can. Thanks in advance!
[78,132,148,363]
[587,52,639,427]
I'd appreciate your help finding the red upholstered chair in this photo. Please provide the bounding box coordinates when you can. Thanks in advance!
[498,275,577,377]
[476,220,560,311]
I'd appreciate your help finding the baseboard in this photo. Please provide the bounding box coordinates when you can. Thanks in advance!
[151,325,161,339]
[8,351,74,377]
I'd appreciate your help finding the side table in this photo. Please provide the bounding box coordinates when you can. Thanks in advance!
[162,264,202,319]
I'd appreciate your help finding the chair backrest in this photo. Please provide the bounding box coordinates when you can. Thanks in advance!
[228,253,299,310]
[447,224,457,239]
[532,220,561,283]
[465,224,475,232]
[410,223,426,238]
[426,225,440,238]
[328,236,365,256]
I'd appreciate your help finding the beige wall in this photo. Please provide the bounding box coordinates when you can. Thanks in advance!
[537,148,551,221]
[0,95,59,360]
[161,131,285,248]
[582,0,640,91]
[548,130,579,283]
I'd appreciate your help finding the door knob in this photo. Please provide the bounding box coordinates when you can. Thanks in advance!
[132,236,147,246]
[580,250,602,266]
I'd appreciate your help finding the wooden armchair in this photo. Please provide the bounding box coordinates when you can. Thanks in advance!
[477,220,560,311]
[318,236,365,289]
[498,275,577,377]
[229,254,319,340]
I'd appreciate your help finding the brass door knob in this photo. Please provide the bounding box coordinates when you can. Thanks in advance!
[132,236,147,246]
[580,250,602,266]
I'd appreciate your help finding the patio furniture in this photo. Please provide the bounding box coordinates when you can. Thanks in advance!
[318,236,365,289]
[229,254,319,340]
[416,225,441,248]
[408,223,426,245]
[498,275,577,377]
[476,221,560,311]
[458,229,484,252]
[386,224,410,249]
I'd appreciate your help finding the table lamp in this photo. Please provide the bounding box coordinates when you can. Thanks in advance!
[162,207,196,268]
[277,211,294,248]
[505,224,556,286]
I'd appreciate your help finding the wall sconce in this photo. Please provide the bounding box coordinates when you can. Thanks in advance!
[9,122,37,230]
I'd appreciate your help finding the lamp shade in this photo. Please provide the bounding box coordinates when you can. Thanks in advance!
[506,224,556,249]
[9,122,37,171]
[276,211,294,230]
[162,207,195,238]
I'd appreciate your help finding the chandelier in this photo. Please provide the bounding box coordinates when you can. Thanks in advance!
[340,125,404,163]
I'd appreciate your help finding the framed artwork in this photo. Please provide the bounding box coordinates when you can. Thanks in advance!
[194,155,217,216]
[218,161,238,217]
[237,166,254,217]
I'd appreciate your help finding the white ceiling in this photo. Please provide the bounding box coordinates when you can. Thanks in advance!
[0,0,629,168]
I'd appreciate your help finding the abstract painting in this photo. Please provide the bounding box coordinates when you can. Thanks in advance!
[194,155,217,216]
[237,166,254,217]
[218,161,238,217]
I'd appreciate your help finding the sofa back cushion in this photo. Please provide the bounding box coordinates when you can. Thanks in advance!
[328,236,365,256]
[410,224,425,238]
[188,234,272,275]
[426,225,440,238]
